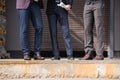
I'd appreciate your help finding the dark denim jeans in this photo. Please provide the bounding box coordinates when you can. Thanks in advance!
[47,7,73,57]
[17,2,43,54]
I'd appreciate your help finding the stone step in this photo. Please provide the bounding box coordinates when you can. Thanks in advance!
[0,58,120,79]
[5,78,119,80]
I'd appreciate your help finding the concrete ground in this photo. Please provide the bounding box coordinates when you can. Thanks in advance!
[6,78,119,80]
[0,58,120,80]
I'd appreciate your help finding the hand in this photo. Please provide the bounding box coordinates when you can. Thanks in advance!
[65,5,71,11]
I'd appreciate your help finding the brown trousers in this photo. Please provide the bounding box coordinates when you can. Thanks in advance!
[83,0,104,55]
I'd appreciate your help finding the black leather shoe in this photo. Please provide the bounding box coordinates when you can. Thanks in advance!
[24,54,31,60]
[51,57,60,60]
[67,56,74,60]
[34,54,45,60]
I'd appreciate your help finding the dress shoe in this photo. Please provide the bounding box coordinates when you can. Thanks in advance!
[34,54,45,60]
[51,57,60,60]
[94,55,104,60]
[80,54,94,60]
[67,55,74,60]
[24,54,31,60]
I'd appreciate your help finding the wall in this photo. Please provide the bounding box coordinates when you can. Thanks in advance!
[115,0,120,51]
[5,0,110,52]
[28,0,110,51]
[6,0,20,50]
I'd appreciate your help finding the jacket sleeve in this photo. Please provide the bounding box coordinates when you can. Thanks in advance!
[38,0,44,9]
[68,0,73,6]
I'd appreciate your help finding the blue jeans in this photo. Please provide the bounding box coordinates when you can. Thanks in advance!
[17,2,43,54]
[47,7,73,57]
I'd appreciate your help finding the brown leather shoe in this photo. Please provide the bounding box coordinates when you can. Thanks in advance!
[80,54,94,60]
[94,55,104,60]
[34,54,45,60]
[24,54,31,60]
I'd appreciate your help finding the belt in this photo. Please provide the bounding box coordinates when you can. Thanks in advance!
[86,0,99,1]
[85,0,101,5]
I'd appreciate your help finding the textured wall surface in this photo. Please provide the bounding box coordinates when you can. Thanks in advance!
[5,0,110,51]
[0,59,120,79]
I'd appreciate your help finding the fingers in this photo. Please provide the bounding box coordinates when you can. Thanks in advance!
[65,5,71,11]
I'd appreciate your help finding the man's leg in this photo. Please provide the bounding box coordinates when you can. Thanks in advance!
[83,5,94,55]
[58,9,73,59]
[81,5,94,60]
[94,4,104,60]
[30,3,43,54]
[17,9,31,60]
[30,2,45,60]
[17,9,30,54]
[47,14,60,59]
